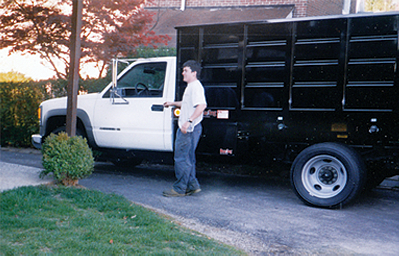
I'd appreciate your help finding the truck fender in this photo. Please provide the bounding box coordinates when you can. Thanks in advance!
[44,108,97,148]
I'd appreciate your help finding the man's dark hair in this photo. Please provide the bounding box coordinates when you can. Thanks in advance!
[183,60,201,79]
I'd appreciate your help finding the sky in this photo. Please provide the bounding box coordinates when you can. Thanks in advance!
[0,1,69,81]
[0,49,59,80]
[0,48,101,81]
[1,0,398,80]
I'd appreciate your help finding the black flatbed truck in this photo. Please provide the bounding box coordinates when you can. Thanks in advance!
[176,12,399,207]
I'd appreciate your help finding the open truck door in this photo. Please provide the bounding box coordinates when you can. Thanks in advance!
[92,58,176,152]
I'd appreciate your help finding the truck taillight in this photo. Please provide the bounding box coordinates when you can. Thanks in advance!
[38,107,41,120]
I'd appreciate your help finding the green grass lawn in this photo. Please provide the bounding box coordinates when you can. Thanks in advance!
[0,186,245,255]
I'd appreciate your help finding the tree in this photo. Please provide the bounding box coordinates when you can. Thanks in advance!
[0,0,170,79]
[0,71,32,82]
[365,0,397,12]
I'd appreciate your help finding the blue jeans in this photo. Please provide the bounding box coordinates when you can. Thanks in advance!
[173,124,202,194]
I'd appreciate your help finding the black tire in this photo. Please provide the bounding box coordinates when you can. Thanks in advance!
[291,143,366,208]
[45,126,87,146]
[51,126,86,138]
[111,157,143,168]
[364,163,387,191]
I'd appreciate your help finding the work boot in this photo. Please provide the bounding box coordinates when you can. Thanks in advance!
[163,188,186,197]
[186,188,201,196]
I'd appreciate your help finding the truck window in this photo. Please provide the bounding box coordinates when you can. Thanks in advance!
[104,62,167,98]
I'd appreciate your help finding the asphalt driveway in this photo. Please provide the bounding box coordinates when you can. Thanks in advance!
[1,148,399,255]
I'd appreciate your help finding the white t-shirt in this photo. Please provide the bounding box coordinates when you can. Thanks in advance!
[179,80,207,132]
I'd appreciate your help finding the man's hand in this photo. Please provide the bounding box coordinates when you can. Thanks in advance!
[163,101,182,108]
[163,102,172,108]
[181,121,190,134]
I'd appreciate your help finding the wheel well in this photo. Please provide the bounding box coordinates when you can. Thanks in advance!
[45,116,87,138]
[45,116,65,137]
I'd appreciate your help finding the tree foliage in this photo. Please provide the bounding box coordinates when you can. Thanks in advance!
[0,81,45,147]
[0,0,170,79]
[0,71,32,82]
[365,0,397,12]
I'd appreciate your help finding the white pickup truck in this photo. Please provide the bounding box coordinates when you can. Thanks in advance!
[32,57,178,165]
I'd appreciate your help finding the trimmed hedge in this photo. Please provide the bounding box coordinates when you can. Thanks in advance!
[0,79,108,148]
[0,82,45,147]
[41,132,94,185]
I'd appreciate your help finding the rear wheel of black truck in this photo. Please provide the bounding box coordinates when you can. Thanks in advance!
[291,143,366,208]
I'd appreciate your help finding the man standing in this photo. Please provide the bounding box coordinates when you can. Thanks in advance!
[163,60,207,197]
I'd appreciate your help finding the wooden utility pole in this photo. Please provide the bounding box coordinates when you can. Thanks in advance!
[66,0,83,137]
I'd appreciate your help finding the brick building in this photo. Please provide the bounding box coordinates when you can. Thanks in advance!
[145,0,359,46]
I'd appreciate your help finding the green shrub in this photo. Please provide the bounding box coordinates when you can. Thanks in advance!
[41,132,94,186]
[0,82,45,147]
[0,71,32,82]
[79,77,111,93]
[133,46,176,58]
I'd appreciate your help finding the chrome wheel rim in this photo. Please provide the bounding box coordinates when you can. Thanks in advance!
[301,155,347,199]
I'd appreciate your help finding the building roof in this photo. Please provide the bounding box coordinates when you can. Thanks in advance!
[147,6,295,46]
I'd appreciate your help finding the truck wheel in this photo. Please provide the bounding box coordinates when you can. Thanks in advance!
[364,164,387,191]
[111,158,143,168]
[51,126,85,138]
[291,143,366,208]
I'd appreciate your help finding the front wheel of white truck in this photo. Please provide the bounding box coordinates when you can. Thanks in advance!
[291,143,366,208]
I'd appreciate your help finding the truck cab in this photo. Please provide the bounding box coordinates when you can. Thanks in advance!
[32,57,178,163]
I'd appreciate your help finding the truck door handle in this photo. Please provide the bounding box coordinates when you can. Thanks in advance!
[151,104,164,112]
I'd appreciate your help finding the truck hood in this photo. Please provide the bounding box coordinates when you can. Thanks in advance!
[40,93,100,107]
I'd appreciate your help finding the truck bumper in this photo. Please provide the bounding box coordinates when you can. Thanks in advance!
[31,134,42,149]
